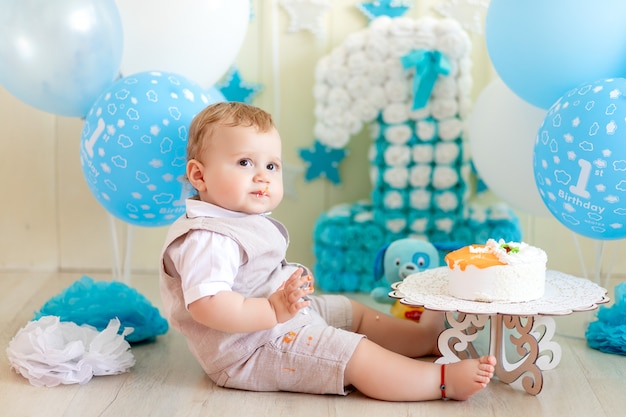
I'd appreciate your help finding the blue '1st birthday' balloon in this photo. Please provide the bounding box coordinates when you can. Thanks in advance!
[80,71,216,227]
[533,77,626,240]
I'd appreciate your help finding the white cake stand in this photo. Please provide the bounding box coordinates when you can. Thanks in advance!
[390,268,610,395]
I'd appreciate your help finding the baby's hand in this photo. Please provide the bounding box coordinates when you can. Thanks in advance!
[268,268,314,323]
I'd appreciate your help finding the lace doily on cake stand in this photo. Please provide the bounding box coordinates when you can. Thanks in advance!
[390,269,610,395]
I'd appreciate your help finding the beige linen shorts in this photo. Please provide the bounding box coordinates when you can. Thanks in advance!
[209,294,364,395]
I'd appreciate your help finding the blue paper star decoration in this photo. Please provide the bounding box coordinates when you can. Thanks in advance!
[299,140,347,184]
[279,0,332,38]
[356,0,413,21]
[216,66,263,104]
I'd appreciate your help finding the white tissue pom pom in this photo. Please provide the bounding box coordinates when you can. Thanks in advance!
[435,217,454,233]
[386,219,407,233]
[432,77,457,100]
[344,31,367,54]
[412,144,434,163]
[354,209,374,223]
[461,163,471,180]
[384,145,411,166]
[314,56,330,82]
[345,112,364,135]
[459,97,473,118]
[389,17,416,36]
[385,56,406,79]
[413,27,437,49]
[325,66,350,88]
[328,47,347,66]
[384,191,405,209]
[431,98,459,120]
[365,35,389,61]
[6,316,135,387]
[366,61,388,85]
[383,167,409,188]
[347,51,369,76]
[313,83,329,102]
[385,78,410,103]
[410,217,428,233]
[434,142,460,164]
[353,100,380,122]
[415,119,437,141]
[314,122,350,148]
[384,124,412,145]
[346,75,371,100]
[327,87,352,110]
[369,15,393,32]
[368,86,389,109]
[409,104,432,120]
[438,118,464,141]
[409,165,433,187]
[410,189,432,210]
[459,57,473,74]
[416,15,438,31]
[432,166,459,189]
[369,166,378,186]
[314,103,326,119]
[389,36,414,57]
[320,103,359,133]
[382,103,409,124]
[435,191,459,211]
[457,74,473,96]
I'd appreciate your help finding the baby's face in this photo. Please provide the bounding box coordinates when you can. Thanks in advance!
[188,124,284,214]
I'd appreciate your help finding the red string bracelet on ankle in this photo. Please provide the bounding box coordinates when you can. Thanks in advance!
[440,364,447,400]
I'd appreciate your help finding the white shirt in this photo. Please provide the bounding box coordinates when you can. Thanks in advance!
[167,200,269,307]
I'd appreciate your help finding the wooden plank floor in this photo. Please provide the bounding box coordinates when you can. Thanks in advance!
[1,271,624,417]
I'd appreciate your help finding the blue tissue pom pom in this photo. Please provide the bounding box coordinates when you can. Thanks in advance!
[586,282,626,355]
[34,276,169,343]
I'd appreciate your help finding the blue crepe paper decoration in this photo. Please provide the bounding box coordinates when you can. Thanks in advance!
[34,276,169,343]
[216,66,263,104]
[586,282,626,355]
[356,0,412,21]
[299,139,347,184]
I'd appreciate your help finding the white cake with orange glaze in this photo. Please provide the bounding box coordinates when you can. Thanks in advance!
[444,239,547,302]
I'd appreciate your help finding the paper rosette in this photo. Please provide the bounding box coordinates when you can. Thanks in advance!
[7,316,135,387]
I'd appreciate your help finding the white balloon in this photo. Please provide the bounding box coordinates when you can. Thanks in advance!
[468,78,550,216]
[115,0,250,87]
[0,0,123,117]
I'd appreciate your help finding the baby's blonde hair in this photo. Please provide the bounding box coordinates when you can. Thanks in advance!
[187,102,275,162]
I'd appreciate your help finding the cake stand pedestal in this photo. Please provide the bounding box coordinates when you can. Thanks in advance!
[390,269,609,395]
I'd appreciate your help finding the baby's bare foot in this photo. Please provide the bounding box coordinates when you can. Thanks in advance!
[441,355,496,401]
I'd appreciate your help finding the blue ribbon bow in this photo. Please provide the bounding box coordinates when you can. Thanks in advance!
[400,49,451,110]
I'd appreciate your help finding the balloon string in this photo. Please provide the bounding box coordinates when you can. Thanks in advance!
[108,215,133,283]
[271,0,281,127]
[123,225,133,285]
[108,214,122,281]
[602,240,618,290]
[571,232,587,280]
[593,239,604,286]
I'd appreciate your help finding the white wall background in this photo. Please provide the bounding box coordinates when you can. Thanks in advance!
[0,0,622,284]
